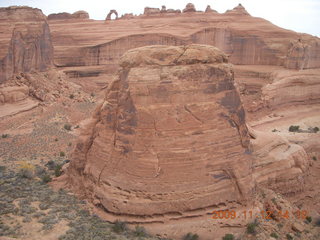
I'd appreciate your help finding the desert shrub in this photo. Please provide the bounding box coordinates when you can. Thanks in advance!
[270,232,278,238]
[183,233,199,240]
[54,164,63,177]
[286,233,293,240]
[306,216,312,223]
[313,127,319,133]
[315,217,320,226]
[222,234,234,240]
[247,222,258,234]
[0,165,6,171]
[18,162,35,179]
[112,220,127,233]
[90,93,95,97]
[289,125,300,132]
[133,225,147,237]
[60,151,65,157]
[272,129,277,132]
[69,94,74,99]
[1,134,9,138]
[313,156,317,161]
[46,160,55,170]
[42,174,52,183]
[64,124,72,131]
[271,197,277,204]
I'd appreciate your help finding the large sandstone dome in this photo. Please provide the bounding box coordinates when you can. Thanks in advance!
[66,44,254,220]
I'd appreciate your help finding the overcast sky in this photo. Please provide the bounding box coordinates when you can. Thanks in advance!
[1,0,319,37]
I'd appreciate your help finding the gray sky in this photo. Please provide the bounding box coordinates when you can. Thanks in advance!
[1,0,319,37]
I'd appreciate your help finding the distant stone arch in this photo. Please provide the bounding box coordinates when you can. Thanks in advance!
[106,10,118,20]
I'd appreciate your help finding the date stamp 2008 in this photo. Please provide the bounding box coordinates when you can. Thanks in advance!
[211,210,308,220]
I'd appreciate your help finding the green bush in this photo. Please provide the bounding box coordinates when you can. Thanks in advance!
[69,94,74,99]
[60,151,65,157]
[270,232,278,239]
[286,233,293,240]
[182,233,199,240]
[134,225,147,237]
[222,234,234,240]
[64,124,72,131]
[1,134,9,138]
[289,125,300,132]
[313,156,317,161]
[306,216,312,223]
[112,220,127,233]
[42,174,52,183]
[313,127,319,133]
[54,164,62,177]
[247,222,258,234]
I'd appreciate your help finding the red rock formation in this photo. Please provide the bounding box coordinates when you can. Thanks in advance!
[144,7,161,15]
[183,3,196,13]
[106,10,118,20]
[48,10,89,20]
[226,4,250,15]
[205,5,217,13]
[0,6,53,84]
[66,44,254,219]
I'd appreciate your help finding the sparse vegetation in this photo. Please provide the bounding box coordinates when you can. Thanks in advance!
[1,134,9,138]
[272,129,278,132]
[183,233,199,240]
[64,124,72,131]
[286,233,293,240]
[313,156,317,161]
[289,125,300,132]
[222,233,235,240]
[60,151,65,157]
[247,222,258,235]
[272,197,277,204]
[270,232,279,239]
[69,94,74,99]
[134,225,147,237]
[18,162,35,179]
[112,220,127,233]
[313,127,319,133]
[41,174,52,183]
[54,164,63,177]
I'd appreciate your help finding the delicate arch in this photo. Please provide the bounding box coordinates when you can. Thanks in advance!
[106,10,118,20]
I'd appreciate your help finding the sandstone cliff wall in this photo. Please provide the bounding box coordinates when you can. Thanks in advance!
[0,7,53,83]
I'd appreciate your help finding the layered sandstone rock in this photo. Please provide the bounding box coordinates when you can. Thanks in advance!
[0,6,53,83]
[262,69,320,108]
[49,5,320,72]
[48,10,89,20]
[205,5,217,13]
[66,44,254,219]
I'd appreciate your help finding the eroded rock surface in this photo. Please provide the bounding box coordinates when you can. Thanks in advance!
[66,44,254,220]
[0,6,53,83]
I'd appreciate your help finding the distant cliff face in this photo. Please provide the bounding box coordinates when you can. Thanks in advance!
[66,45,254,220]
[0,6,53,83]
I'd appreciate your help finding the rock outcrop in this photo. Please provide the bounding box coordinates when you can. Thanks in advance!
[205,5,217,13]
[0,6,53,84]
[66,44,254,219]
[48,10,89,20]
[226,4,250,15]
[183,3,196,13]
[144,7,161,15]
